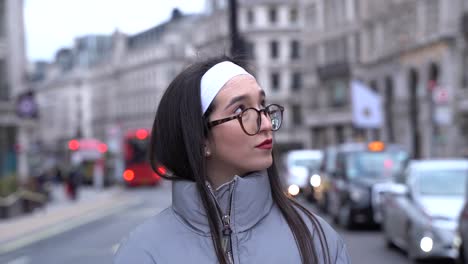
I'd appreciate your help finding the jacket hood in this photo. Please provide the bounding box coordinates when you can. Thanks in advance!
[171,170,273,235]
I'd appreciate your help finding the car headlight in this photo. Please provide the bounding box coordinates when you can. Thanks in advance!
[310,174,321,188]
[420,236,433,252]
[288,184,300,196]
[349,186,369,202]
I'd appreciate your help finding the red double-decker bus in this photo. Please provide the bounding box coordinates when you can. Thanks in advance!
[123,129,161,186]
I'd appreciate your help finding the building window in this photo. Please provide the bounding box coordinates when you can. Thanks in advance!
[271,72,280,91]
[292,72,302,91]
[247,9,255,25]
[353,127,366,142]
[336,125,344,143]
[372,129,380,141]
[0,60,8,101]
[312,127,327,149]
[290,7,298,23]
[292,105,302,125]
[270,40,279,59]
[246,41,255,59]
[328,79,348,107]
[269,6,278,24]
[290,40,300,60]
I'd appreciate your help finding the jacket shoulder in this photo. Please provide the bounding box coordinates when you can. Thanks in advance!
[114,207,177,263]
[295,207,351,264]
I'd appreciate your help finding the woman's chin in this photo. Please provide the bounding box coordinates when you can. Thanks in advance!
[248,159,273,173]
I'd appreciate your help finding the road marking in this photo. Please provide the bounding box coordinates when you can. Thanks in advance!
[0,198,141,255]
[5,256,30,264]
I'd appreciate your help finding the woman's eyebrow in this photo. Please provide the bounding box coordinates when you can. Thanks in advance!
[224,90,265,110]
[224,94,247,110]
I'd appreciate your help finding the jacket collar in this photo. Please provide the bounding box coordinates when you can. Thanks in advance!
[171,170,273,235]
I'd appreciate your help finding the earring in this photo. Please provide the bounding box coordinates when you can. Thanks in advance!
[205,150,211,157]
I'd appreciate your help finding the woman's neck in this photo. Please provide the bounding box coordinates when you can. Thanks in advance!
[206,161,240,189]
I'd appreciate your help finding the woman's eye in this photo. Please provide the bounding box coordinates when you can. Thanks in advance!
[234,105,245,114]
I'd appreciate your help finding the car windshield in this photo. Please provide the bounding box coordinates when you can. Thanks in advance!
[325,150,337,172]
[125,138,149,164]
[346,151,408,179]
[291,159,321,170]
[416,169,468,196]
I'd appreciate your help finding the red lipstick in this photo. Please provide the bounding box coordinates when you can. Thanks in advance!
[256,139,273,149]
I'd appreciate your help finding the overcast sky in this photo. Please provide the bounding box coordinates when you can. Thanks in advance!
[24,0,206,61]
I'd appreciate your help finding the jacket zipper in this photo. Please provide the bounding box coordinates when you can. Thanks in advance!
[207,181,235,264]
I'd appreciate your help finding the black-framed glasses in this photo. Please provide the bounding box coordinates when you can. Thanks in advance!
[208,104,284,136]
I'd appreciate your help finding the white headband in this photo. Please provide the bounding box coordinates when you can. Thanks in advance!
[200,61,253,114]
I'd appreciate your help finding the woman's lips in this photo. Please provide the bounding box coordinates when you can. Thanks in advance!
[256,139,273,149]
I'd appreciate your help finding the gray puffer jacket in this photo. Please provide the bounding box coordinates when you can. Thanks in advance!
[114,171,351,263]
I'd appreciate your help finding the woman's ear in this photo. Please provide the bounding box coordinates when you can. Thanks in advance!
[204,143,211,158]
[204,139,213,158]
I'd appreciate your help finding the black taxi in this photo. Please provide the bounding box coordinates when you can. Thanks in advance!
[326,141,409,229]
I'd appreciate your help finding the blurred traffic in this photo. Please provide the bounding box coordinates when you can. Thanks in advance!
[282,141,467,263]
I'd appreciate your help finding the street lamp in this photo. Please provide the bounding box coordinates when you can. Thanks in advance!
[229,0,247,58]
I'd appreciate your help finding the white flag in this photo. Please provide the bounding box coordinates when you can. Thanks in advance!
[351,80,383,128]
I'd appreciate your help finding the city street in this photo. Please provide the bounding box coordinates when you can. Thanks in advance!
[300,201,413,264]
[0,184,171,264]
[0,181,437,264]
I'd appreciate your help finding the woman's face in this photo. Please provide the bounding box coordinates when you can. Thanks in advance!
[206,75,273,176]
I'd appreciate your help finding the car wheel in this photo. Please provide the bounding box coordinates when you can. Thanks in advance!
[306,188,315,202]
[406,225,422,263]
[382,215,396,249]
[328,199,338,223]
[458,244,466,264]
[338,203,353,229]
[332,212,339,224]
[318,194,327,213]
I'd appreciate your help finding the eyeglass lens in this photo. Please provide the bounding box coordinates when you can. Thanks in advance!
[241,105,282,135]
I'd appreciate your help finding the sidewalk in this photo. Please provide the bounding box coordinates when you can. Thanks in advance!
[0,184,140,254]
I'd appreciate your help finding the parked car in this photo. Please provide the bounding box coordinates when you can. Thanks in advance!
[327,141,409,229]
[459,199,468,263]
[314,146,338,212]
[283,149,323,200]
[382,159,468,262]
[457,169,468,264]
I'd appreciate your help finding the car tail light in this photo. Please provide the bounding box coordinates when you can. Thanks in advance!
[123,170,135,181]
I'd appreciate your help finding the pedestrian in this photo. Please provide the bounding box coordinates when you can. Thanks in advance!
[66,165,81,201]
[114,56,350,264]
[54,166,63,183]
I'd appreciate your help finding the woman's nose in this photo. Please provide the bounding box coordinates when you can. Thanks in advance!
[259,111,273,132]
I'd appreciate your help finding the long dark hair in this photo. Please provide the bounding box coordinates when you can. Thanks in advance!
[150,56,331,264]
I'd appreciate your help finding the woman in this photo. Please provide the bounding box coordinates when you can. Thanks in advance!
[114,56,350,264]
